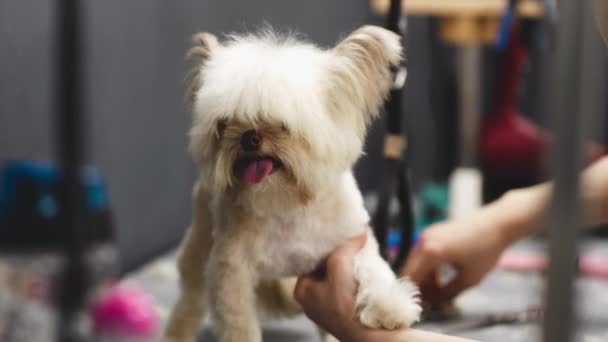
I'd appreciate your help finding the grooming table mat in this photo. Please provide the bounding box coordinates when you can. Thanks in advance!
[127,239,608,341]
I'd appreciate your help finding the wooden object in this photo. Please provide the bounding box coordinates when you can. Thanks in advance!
[371,0,545,44]
[383,134,407,159]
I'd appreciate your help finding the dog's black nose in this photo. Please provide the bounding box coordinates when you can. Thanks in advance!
[241,130,262,151]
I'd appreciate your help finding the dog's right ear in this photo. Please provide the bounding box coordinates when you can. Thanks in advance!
[186,32,221,110]
[328,26,403,124]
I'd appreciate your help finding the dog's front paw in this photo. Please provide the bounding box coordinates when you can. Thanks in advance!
[356,278,421,329]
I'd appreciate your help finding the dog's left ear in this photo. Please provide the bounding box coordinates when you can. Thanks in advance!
[186,32,222,110]
[329,25,403,123]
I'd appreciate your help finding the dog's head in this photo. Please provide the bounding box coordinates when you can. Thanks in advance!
[188,26,402,210]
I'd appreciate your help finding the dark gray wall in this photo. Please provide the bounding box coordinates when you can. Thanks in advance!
[0,0,54,160]
[0,0,433,272]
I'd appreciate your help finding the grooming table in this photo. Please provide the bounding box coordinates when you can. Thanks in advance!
[128,239,608,341]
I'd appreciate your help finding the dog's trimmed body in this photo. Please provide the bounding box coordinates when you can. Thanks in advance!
[164,26,421,342]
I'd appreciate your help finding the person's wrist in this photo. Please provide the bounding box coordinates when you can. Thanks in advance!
[496,183,551,246]
[329,319,374,342]
[493,188,538,246]
[332,319,401,342]
[352,328,403,342]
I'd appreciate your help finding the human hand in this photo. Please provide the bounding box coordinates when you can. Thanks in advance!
[295,231,482,342]
[403,213,512,305]
[294,233,371,342]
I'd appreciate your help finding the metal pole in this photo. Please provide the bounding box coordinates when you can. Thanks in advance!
[372,0,417,271]
[458,45,481,169]
[55,0,89,341]
[448,36,483,220]
[542,0,588,341]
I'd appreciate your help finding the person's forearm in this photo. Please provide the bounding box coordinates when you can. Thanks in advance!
[360,328,479,342]
[494,182,551,246]
[580,156,608,224]
[493,156,608,245]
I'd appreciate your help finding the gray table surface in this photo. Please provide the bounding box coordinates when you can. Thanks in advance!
[129,239,608,342]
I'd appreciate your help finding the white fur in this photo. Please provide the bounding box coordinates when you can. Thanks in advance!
[190,32,360,171]
[252,172,421,329]
[354,230,422,329]
[164,26,420,342]
[254,171,369,277]
[228,171,422,332]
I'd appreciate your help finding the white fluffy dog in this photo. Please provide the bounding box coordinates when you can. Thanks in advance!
[163,25,421,342]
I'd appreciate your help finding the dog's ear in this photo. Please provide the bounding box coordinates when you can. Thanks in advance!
[329,25,403,123]
[186,32,221,110]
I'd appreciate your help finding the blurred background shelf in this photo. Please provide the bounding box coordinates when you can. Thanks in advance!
[371,0,545,44]
[371,0,544,18]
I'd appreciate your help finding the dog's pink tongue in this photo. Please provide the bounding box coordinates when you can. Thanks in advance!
[244,159,274,185]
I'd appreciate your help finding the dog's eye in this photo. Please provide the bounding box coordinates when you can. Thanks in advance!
[216,119,227,137]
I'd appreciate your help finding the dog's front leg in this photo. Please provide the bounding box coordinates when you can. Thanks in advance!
[353,229,422,330]
[208,236,261,342]
[164,187,213,342]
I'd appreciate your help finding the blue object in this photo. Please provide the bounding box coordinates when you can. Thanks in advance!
[386,228,422,249]
[415,183,449,229]
[496,0,517,49]
[38,194,59,218]
[0,160,109,221]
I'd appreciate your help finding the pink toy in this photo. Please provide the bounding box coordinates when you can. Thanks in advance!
[92,283,159,340]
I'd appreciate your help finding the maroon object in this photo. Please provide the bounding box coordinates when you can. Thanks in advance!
[482,27,550,179]
[481,27,604,180]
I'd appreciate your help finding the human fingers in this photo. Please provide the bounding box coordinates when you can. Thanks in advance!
[325,232,368,283]
[436,273,479,304]
[294,274,323,306]
[404,237,445,286]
